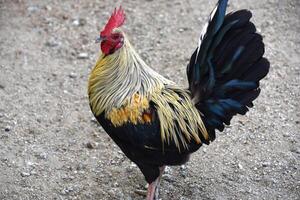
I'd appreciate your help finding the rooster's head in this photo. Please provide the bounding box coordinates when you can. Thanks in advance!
[96,7,126,56]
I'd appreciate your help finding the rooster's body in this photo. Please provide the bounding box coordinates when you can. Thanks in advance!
[88,0,269,199]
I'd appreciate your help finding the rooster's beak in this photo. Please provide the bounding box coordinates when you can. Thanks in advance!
[95,36,105,43]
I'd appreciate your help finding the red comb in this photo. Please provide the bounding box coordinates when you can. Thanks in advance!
[100,6,126,37]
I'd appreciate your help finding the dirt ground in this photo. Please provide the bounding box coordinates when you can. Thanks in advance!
[0,0,299,199]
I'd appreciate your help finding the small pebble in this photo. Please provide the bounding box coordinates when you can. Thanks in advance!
[283,132,290,137]
[92,131,100,138]
[86,141,97,149]
[68,72,77,78]
[164,166,172,174]
[262,162,270,167]
[113,182,119,187]
[4,126,10,132]
[76,163,85,171]
[90,117,97,123]
[45,39,60,47]
[26,161,34,167]
[37,152,47,160]
[27,6,39,13]
[72,18,86,26]
[62,14,69,20]
[134,189,147,196]
[126,162,137,173]
[61,187,73,195]
[162,174,174,182]
[45,5,52,11]
[21,172,30,177]
[238,163,243,170]
[30,170,37,175]
[77,52,89,59]
[178,27,188,32]
[290,148,300,154]
[180,165,188,178]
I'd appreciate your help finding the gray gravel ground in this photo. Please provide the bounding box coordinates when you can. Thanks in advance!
[0,0,299,199]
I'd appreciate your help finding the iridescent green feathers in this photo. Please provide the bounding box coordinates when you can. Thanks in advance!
[187,0,269,138]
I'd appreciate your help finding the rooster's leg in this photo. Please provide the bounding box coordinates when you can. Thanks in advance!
[154,166,165,199]
[146,166,165,200]
[146,178,158,200]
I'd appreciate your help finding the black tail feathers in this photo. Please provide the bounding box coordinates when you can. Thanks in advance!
[187,0,270,142]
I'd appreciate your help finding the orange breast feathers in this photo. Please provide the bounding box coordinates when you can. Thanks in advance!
[107,93,152,126]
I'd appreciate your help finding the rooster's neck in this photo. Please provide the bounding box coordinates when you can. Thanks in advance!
[88,36,172,118]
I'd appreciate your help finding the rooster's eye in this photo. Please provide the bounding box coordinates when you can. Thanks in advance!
[111,34,119,40]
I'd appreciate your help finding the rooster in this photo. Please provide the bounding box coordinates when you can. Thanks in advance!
[88,0,269,199]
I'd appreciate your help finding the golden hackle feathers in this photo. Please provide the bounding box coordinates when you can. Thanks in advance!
[88,30,208,151]
[88,31,168,116]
